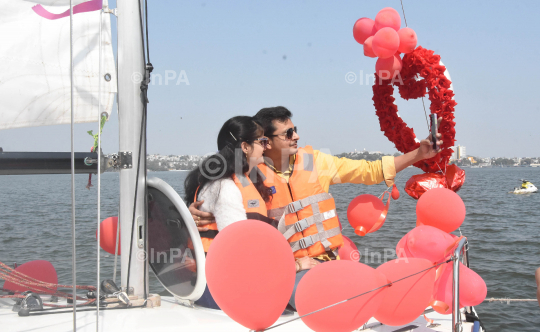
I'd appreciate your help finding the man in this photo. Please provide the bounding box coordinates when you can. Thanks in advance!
[192,106,442,230]
[189,106,443,309]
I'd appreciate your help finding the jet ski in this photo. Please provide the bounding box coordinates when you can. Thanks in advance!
[509,179,538,194]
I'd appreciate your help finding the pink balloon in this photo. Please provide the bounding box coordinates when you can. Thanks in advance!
[406,225,456,263]
[372,27,400,59]
[3,260,58,294]
[296,261,388,332]
[432,262,487,314]
[353,17,376,44]
[375,54,402,79]
[395,233,414,259]
[374,7,401,32]
[391,184,400,200]
[363,36,376,58]
[97,216,120,255]
[375,258,436,326]
[338,235,360,261]
[206,220,296,331]
[347,194,385,236]
[416,188,466,233]
[397,27,418,53]
[460,264,488,306]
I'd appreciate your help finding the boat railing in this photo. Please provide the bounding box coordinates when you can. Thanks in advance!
[452,237,468,332]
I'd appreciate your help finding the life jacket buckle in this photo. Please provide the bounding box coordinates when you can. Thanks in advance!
[290,201,303,213]
[294,219,310,233]
[298,236,315,249]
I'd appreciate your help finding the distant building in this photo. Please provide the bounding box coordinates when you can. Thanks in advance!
[451,147,458,161]
[456,145,466,159]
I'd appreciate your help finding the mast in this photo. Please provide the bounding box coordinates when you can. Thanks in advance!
[117,0,148,297]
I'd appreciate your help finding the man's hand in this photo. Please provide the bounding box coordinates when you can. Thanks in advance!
[417,131,443,160]
[296,256,321,272]
[394,117,444,173]
[189,200,215,231]
[416,116,443,160]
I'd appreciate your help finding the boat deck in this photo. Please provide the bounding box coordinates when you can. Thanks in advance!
[1,296,478,332]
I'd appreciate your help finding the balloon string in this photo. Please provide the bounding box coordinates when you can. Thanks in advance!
[260,258,454,332]
[378,162,412,199]
[400,0,408,27]
[400,0,431,134]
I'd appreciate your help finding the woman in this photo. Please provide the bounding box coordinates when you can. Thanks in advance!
[185,116,271,309]
[184,116,272,232]
[184,116,319,310]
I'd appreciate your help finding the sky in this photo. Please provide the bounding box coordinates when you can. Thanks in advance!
[1,0,539,158]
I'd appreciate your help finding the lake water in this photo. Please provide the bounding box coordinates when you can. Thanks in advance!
[1,167,539,331]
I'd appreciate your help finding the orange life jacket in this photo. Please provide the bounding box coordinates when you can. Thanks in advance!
[257,146,343,258]
[198,173,268,252]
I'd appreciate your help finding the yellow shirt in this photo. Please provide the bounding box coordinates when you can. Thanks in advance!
[265,149,396,261]
[265,150,396,189]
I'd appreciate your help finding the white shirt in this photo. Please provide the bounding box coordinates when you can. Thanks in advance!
[197,178,247,231]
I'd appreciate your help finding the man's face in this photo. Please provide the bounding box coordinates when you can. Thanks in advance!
[267,119,300,157]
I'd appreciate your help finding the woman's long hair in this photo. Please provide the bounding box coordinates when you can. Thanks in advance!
[184,116,272,204]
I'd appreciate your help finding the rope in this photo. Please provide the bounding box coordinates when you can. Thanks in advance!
[0,262,96,300]
[69,1,78,329]
[97,4,103,330]
[399,0,408,27]
[487,298,538,303]
[261,258,453,331]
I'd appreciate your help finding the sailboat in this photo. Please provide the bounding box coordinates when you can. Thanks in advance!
[0,1,484,331]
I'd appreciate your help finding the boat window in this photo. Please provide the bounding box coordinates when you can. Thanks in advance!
[147,178,206,301]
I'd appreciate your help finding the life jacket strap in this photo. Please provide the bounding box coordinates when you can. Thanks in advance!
[281,210,337,240]
[290,227,341,252]
[284,193,333,215]
[267,207,286,219]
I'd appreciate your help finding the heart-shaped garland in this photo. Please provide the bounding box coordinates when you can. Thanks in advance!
[372,46,457,173]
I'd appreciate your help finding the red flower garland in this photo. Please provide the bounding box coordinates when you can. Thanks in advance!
[372,46,457,173]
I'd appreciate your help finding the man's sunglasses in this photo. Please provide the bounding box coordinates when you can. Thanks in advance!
[268,126,297,140]
[254,137,269,149]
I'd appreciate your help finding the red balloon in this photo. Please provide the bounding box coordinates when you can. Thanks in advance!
[375,258,436,326]
[347,194,385,236]
[395,233,414,258]
[3,260,58,294]
[391,184,400,200]
[338,235,360,261]
[431,263,454,315]
[296,261,388,332]
[353,17,376,44]
[459,264,487,306]
[405,165,466,199]
[432,262,487,314]
[205,220,295,331]
[397,27,418,53]
[97,216,120,255]
[375,54,402,79]
[372,27,400,59]
[416,188,466,233]
[374,7,401,32]
[406,225,456,263]
[363,36,376,58]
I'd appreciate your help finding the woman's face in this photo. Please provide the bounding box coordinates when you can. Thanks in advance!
[243,136,268,169]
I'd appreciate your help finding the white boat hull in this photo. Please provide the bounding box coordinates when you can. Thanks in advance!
[0,296,480,332]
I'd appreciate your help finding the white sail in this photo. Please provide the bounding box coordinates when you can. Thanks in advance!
[0,0,116,130]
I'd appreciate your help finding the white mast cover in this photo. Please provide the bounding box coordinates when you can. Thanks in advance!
[0,0,116,130]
